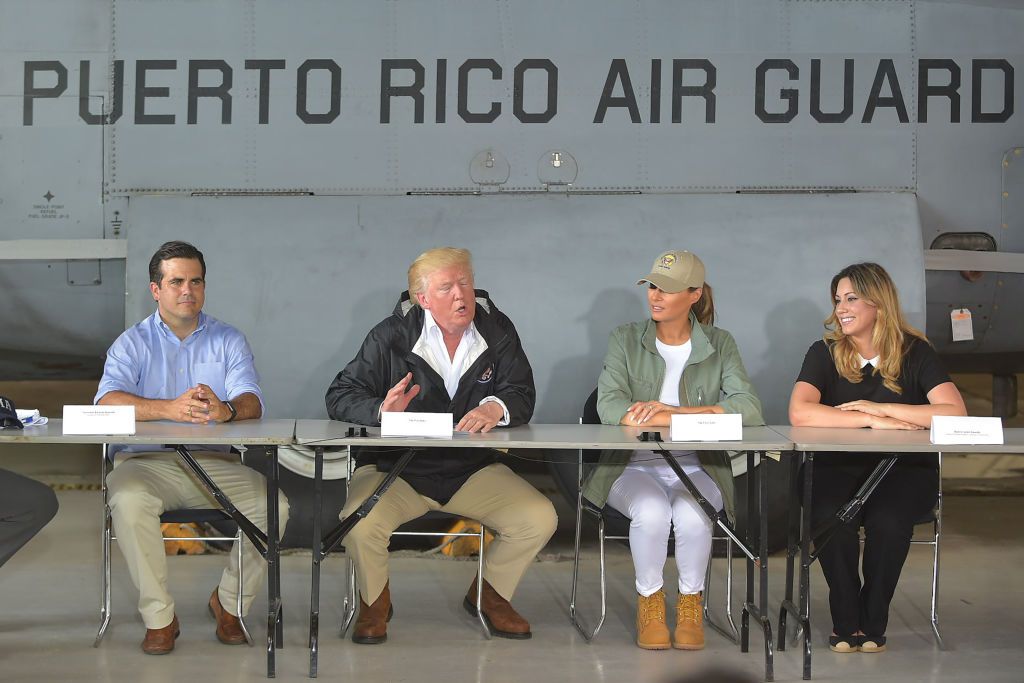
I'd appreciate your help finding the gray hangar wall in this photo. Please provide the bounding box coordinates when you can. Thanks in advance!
[124,192,924,424]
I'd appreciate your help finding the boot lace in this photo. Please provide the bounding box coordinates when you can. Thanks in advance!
[678,593,702,625]
[639,592,666,626]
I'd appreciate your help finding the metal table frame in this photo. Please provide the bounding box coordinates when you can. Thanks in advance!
[0,419,294,679]
[295,420,790,681]
[771,426,1024,681]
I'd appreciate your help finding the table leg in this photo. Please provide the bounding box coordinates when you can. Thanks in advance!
[778,450,800,651]
[742,449,753,653]
[266,445,282,678]
[309,446,324,678]
[758,450,775,681]
[800,451,814,680]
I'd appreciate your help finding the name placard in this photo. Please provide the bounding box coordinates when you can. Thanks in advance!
[669,413,742,442]
[63,405,136,435]
[381,411,454,438]
[930,415,1003,445]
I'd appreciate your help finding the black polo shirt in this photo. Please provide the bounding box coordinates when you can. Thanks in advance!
[796,337,951,467]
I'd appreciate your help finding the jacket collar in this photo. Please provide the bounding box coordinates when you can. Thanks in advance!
[640,311,714,364]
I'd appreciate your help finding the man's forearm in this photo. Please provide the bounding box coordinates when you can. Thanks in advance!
[97,391,171,421]
[230,392,262,421]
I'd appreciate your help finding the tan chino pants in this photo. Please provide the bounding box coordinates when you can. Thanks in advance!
[107,452,289,630]
[342,462,557,604]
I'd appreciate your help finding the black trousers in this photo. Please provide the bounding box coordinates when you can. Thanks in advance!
[0,468,58,569]
[809,455,938,638]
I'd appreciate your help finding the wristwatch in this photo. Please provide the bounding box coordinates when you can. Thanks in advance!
[223,400,237,423]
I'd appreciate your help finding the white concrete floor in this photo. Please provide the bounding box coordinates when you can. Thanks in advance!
[1,491,1022,682]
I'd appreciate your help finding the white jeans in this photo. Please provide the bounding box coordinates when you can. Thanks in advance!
[607,463,723,597]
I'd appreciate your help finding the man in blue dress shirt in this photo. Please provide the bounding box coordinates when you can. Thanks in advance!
[95,241,289,655]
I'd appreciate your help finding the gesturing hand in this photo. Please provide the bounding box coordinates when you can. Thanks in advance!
[381,372,421,414]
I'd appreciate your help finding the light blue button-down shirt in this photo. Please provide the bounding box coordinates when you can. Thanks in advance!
[95,311,264,458]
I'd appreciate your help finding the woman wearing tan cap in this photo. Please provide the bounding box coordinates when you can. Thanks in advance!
[789,262,966,654]
[583,250,764,651]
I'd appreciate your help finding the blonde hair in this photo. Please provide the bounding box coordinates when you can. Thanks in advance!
[407,247,473,304]
[824,262,927,394]
[692,282,715,326]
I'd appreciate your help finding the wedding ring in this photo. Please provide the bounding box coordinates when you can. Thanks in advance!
[187,406,192,417]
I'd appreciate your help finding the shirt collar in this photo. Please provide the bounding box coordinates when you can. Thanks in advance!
[155,311,208,342]
[422,309,477,343]
[858,353,880,368]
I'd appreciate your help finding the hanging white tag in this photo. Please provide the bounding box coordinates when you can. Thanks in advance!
[950,308,973,342]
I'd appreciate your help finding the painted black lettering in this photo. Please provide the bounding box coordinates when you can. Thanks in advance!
[755,59,798,123]
[23,61,67,125]
[672,59,716,123]
[972,59,1014,123]
[435,59,447,123]
[380,59,424,123]
[594,59,641,123]
[135,60,176,124]
[244,59,285,124]
[810,59,853,123]
[862,59,909,123]
[187,60,233,124]
[650,59,662,124]
[459,59,502,123]
[79,60,124,125]
[513,59,557,123]
[296,59,341,124]
[919,59,960,123]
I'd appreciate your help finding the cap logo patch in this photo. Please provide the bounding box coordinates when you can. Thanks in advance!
[658,254,676,269]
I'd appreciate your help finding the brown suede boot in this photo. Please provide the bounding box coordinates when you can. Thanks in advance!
[208,588,247,645]
[636,590,670,650]
[352,582,393,644]
[141,614,180,655]
[673,592,705,650]
[464,578,531,639]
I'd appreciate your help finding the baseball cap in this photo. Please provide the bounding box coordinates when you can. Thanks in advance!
[0,395,24,430]
[636,250,705,293]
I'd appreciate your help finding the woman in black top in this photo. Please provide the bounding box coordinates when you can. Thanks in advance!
[789,262,966,653]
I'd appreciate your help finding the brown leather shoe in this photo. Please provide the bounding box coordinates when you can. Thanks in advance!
[352,582,393,645]
[141,614,180,655]
[208,588,247,645]
[464,578,531,639]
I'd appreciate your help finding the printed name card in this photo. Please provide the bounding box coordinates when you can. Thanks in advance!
[62,405,136,435]
[669,413,742,442]
[930,416,1003,445]
[381,412,454,438]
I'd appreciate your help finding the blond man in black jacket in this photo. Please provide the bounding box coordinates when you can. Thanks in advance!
[325,247,556,645]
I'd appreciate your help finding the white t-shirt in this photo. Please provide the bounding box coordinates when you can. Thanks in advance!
[627,338,702,473]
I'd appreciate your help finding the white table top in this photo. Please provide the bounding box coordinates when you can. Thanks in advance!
[0,419,296,446]
[295,420,792,451]
[771,425,1024,454]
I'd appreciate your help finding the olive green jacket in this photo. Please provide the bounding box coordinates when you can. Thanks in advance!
[582,314,764,523]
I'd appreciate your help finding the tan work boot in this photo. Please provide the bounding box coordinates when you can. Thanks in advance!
[673,592,705,650]
[636,589,670,650]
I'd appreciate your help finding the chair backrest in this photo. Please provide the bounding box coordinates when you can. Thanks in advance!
[582,388,600,425]
[546,387,600,511]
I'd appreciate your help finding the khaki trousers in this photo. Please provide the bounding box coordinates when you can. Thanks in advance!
[342,462,557,605]
[106,452,290,630]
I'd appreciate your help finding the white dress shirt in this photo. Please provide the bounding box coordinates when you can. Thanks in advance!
[409,309,509,425]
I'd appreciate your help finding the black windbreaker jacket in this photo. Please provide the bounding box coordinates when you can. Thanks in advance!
[324,290,535,500]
